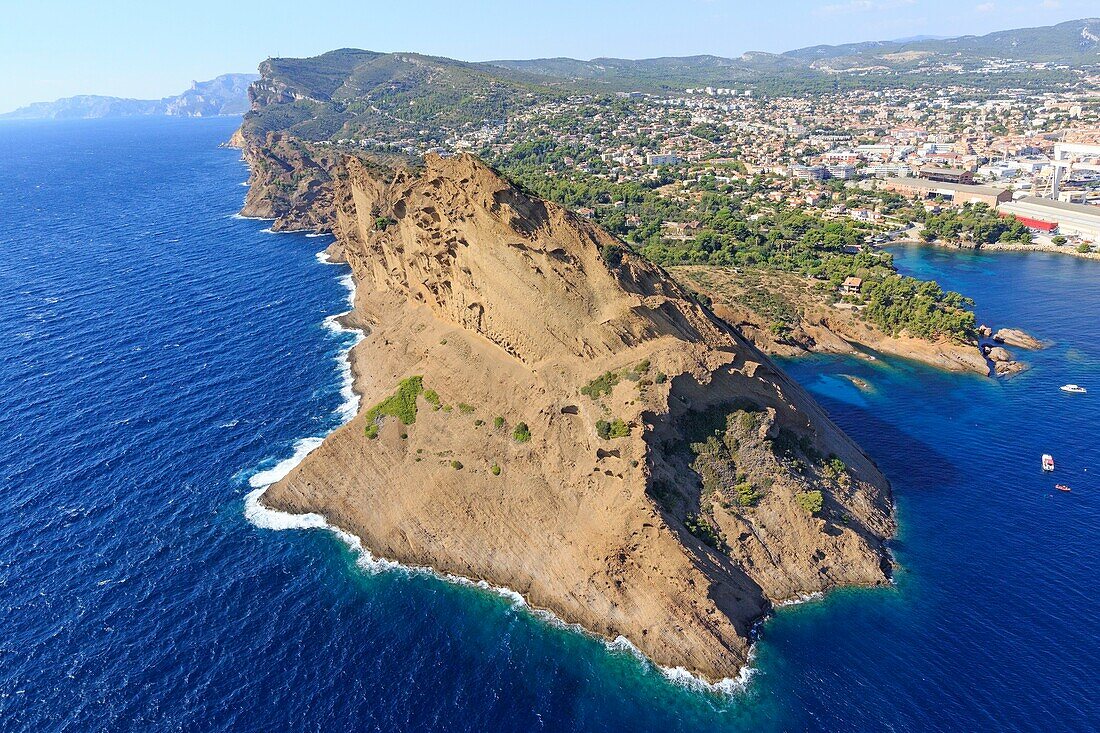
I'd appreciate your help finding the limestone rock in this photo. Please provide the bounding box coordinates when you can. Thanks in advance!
[993,328,1044,350]
[244,148,897,683]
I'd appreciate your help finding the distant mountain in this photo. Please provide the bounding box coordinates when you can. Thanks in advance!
[494,18,1100,81]
[889,35,952,43]
[238,18,1099,145]
[783,18,1100,65]
[1,74,259,120]
[244,49,569,140]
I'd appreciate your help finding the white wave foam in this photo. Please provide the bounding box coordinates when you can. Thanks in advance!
[248,470,753,695]
[606,635,755,695]
[341,276,354,306]
[244,487,329,531]
[775,591,824,608]
[248,436,324,488]
[660,661,755,695]
[244,244,363,489]
[306,232,331,238]
[229,212,274,221]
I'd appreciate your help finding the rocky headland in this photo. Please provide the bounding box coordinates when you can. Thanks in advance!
[672,266,1041,378]
[236,136,897,683]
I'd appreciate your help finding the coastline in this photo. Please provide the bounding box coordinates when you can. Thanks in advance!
[242,243,756,695]
[895,237,1100,261]
[671,265,998,377]
[234,143,895,687]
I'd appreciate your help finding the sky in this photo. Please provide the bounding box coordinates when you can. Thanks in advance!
[0,0,1095,111]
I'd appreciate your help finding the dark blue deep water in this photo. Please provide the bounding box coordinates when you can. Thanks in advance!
[1,118,1097,731]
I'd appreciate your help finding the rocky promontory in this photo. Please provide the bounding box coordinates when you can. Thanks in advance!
[241,144,896,683]
[672,266,1023,377]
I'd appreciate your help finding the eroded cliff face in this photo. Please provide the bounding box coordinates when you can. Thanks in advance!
[233,132,343,230]
[251,149,896,682]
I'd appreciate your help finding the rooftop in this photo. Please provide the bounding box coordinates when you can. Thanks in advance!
[884,177,1008,197]
[1003,196,1100,218]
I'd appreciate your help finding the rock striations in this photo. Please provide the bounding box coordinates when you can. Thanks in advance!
[246,147,896,683]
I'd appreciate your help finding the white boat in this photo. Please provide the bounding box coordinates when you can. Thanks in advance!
[1042,454,1055,472]
[1060,384,1087,394]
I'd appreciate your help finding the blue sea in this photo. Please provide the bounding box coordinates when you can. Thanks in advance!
[1,117,1097,731]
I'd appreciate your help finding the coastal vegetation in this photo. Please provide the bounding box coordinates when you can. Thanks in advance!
[581,371,620,399]
[595,418,630,440]
[364,376,425,437]
[919,203,1032,245]
[861,276,976,342]
[494,147,978,344]
[797,490,824,516]
[685,513,728,551]
[680,404,773,515]
[581,362,653,400]
[512,422,531,443]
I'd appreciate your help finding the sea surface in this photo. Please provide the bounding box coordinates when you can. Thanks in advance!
[1,117,1097,731]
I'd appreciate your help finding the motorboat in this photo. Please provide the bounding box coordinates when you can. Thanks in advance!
[1042,454,1055,472]
[1055,484,1071,492]
[1060,384,1087,394]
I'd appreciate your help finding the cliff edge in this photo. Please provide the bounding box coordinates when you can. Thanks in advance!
[253,150,896,683]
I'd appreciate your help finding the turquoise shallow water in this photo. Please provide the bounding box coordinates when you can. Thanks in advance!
[1,118,1097,731]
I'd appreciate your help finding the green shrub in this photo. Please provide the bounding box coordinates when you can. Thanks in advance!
[374,216,395,231]
[458,403,475,414]
[654,372,667,384]
[1077,242,1092,254]
[512,422,531,443]
[422,388,442,410]
[595,419,611,440]
[734,481,761,507]
[493,416,505,429]
[581,371,620,399]
[474,419,485,427]
[685,513,726,551]
[490,463,501,476]
[364,424,379,439]
[608,418,630,438]
[820,456,842,479]
[451,460,463,470]
[600,243,624,266]
[796,490,824,516]
[364,376,424,431]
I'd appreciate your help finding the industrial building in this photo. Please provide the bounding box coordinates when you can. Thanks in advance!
[883,177,1011,208]
[918,166,975,184]
[997,197,1100,241]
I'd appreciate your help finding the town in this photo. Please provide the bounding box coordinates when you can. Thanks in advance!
[325,80,1100,253]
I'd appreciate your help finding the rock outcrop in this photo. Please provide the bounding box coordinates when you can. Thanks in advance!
[983,344,1028,377]
[993,327,1044,350]
[247,149,896,683]
[673,266,991,375]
